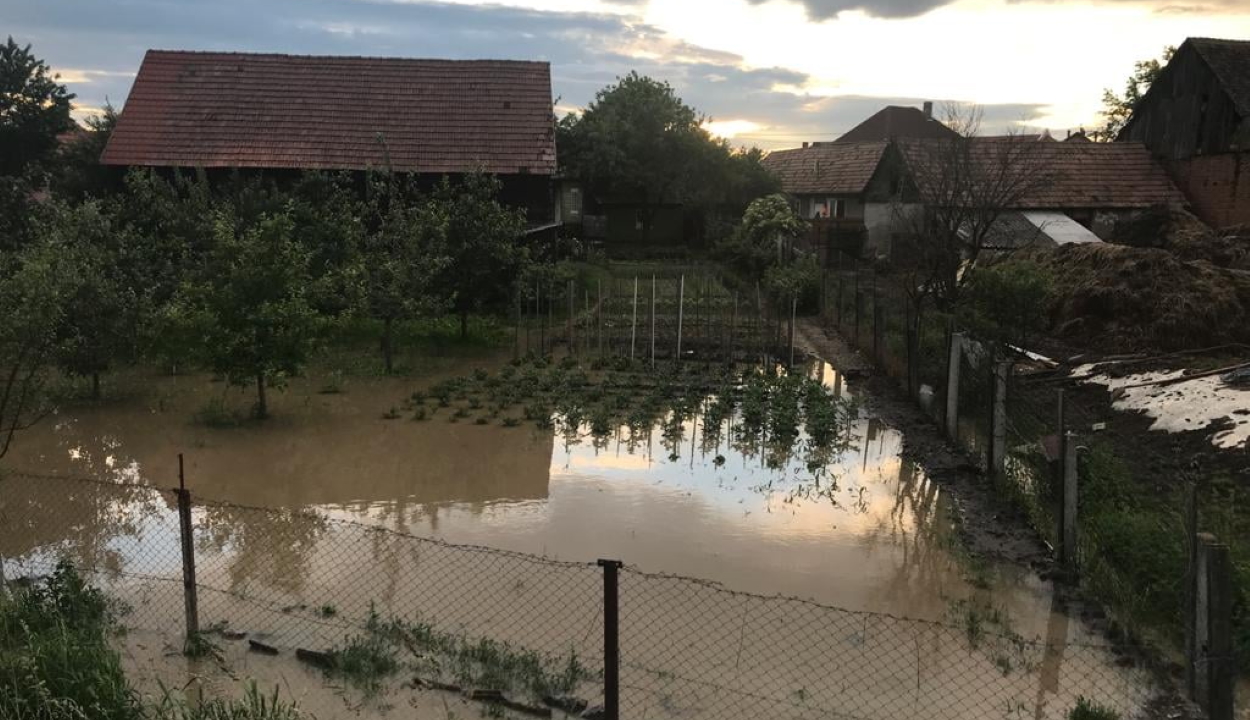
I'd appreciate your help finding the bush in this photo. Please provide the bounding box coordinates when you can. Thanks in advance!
[1067,696,1120,720]
[958,261,1053,346]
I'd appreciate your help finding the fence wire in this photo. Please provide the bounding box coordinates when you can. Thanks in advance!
[1,470,1171,720]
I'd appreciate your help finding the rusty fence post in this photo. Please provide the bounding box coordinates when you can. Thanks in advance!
[1193,533,1235,720]
[598,559,624,720]
[175,454,199,645]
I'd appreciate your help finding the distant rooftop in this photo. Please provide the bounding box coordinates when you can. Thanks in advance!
[102,50,556,175]
[834,105,958,144]
[761,141,889,195]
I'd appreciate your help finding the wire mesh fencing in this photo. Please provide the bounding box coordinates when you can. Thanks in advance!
[0,469,1177,720]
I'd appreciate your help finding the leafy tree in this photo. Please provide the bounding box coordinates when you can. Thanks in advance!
[1094,46,1175,142]
[49,104,122,201]
[39,202,139,398]
[168,208,320,418]
[429,173,528,340]
[358,175,449,372]
[0,37,75,177]
[558,73,724,243]
[717,193,807,278]
[0,236,85,457]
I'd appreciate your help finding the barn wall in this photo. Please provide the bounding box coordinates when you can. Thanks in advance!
[1121,45,1245,159]
[1167,152,1250,228]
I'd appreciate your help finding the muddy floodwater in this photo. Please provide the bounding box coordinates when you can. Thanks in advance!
[0,357,1157,719]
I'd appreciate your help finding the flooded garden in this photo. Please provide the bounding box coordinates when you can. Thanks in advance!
[0,351,1160,719]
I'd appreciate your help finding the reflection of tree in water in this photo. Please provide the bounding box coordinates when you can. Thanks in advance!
[551,366,860,509]
[196,502,327,597]
[0,473,164,577]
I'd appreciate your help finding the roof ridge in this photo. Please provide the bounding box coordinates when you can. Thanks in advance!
[144,49,550,67]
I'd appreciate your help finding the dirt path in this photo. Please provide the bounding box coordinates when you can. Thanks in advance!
[794,318,1053,574]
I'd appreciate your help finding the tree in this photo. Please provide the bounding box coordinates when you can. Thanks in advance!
[1094,46,1175,142]
[717,193,807,279]
[50,104,122,200]
[0,37,75,177]
[429,173,528,340]
[168,208,320,418]
[890,106,1056,311]
[358,175,449,372]
[558,73,725,243]
[0,236,85,457]
[40,201,138,398]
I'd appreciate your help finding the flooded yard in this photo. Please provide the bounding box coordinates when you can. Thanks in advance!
[0,354,1158,719]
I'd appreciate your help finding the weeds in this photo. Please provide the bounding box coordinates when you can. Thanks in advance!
[1067,697,1121,720]
[194,396,248,428]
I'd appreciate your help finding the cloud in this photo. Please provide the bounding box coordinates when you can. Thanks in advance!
[747,0,949,20]
[4,0,1054,147]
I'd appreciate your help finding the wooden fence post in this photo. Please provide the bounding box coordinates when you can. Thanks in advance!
[630,277,638,361]
[676,274,685,360]
[945,332,964,442]
[991,360,1010,480]
[567,280,575,354]
[1194,533,1235,720]
[788,295,797,367]
[1060,432,1079,574]
[1185,481,1200,698]
[650,275,656,367]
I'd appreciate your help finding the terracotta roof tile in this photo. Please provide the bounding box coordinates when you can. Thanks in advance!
[898,139,1185,209]
[102,50,556,175]
[835,106,958,143]
[762,142,888,195]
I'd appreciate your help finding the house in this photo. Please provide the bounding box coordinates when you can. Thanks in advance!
[101,50,558,227]
[893,139,1186,241]
[761,141,904,258]
[765,131,1184,261]
[832,103,958,144]
[1117,37,1250,227]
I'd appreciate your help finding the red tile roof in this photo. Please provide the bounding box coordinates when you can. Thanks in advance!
[102,50,556,175]
[762,142,888,195]
[835,106,958,143]
[898,139,1185,209]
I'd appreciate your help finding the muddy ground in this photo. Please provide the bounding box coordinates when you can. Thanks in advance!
[795,318,1206,720]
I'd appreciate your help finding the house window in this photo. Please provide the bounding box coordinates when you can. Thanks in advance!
[833,199,846,219]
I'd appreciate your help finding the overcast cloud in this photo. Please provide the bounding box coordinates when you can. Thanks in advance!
[4,0,1244,149]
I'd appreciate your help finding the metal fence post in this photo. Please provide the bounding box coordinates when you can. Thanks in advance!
[991,361,1010,480]
[1185,481,1200,698]
[598,559,623,720]
[1060,433,1079,574]
[945,332,964,442]
[175,454,199,644]
[1194,533,1235,720]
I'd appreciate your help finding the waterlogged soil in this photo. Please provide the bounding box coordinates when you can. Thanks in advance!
[0,352,1165,719]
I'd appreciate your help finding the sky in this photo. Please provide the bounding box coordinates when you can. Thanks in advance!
[5,0,1250,150]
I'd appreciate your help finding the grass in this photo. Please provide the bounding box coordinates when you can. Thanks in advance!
[193,396,250,429]
[1067,696,1121,720]
[322,606,594,702]
[0,560,310,720]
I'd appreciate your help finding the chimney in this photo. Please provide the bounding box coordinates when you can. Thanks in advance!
[922,101,933,118]
[802,141,810,149]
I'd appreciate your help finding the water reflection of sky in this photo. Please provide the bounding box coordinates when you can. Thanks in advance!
[0,362,1040,619]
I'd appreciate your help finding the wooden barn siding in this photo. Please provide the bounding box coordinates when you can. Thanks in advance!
[1123,46,1244,159]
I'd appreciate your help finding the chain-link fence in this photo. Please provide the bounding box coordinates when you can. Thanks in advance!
[819,250,1243,718]
[1,469,1175,719]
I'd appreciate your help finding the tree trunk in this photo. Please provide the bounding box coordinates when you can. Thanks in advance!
[460,311,469,341]
[255,373,268,419]
[382,317,394,374]
[91,371,100,400]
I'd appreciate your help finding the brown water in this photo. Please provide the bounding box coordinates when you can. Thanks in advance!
[0,359,1158,719]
